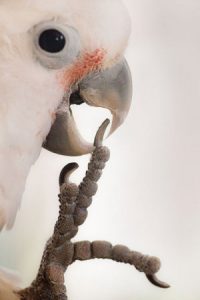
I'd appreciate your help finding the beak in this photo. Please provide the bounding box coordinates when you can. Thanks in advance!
[43,58,132,156]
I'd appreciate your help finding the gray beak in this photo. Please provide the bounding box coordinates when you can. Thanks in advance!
[43,58,132,156]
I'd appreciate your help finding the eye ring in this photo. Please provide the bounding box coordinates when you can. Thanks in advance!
[31,21,81,69]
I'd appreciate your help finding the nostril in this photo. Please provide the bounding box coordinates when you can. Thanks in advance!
[69,90,85,106]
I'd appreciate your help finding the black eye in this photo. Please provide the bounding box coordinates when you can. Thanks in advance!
[32,22,80,69]
[39,29,66,53]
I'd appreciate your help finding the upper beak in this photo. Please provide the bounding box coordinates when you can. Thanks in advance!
[43,58,132,156]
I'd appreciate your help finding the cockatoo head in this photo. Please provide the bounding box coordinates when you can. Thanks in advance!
[0,0,132,228]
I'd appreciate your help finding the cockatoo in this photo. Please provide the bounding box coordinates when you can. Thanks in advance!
[0,0,132,229]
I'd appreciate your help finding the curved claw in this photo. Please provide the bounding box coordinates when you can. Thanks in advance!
[94,119,110,147]
[146,274,170,289]
[59,163,79,186]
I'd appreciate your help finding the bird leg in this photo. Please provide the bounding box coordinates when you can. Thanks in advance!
[18,119,169,300]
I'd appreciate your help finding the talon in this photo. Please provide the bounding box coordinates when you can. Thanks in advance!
[59,163,79,186]
[146,274,170,289]
[94,119,110,147]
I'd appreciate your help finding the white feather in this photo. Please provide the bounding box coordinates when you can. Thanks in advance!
[0,267,21,299]
[0,267,21,287]
[0,0,131,228]
[0,0,131,63]
[0,45,64,228]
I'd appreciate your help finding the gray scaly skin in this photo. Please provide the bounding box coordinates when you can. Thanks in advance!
[18,120,169,300]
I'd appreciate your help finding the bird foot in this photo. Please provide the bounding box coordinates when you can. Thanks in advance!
[18,120,169,300]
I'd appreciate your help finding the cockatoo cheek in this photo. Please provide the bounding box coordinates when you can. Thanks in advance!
[57,49,106,90]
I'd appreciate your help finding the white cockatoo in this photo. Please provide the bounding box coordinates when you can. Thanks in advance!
[0,0,132,230]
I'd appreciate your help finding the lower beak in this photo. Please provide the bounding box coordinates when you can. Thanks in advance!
[43,58,132,156]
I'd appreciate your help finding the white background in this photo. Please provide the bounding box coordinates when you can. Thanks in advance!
[1,0,200,299]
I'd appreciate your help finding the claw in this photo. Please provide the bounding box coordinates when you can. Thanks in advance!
[59,163,79,186]
[94,119,110,147]
[146,274,170,289]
